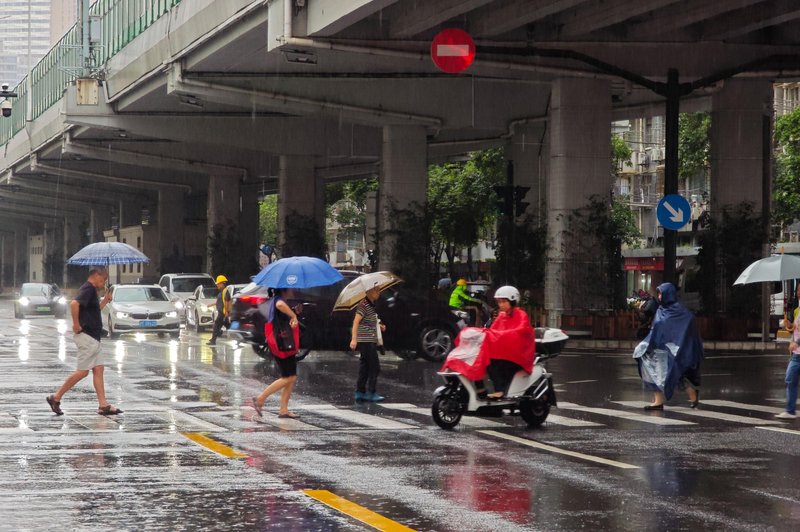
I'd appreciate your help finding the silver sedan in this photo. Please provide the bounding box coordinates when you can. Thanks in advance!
[103,285,181,339]
[185,285,219,332]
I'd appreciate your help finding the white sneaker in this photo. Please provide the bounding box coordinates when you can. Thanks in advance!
[775,412,797,419]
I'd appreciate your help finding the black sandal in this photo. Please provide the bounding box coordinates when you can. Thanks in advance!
[98,405,123,416]
[46,395,63,416]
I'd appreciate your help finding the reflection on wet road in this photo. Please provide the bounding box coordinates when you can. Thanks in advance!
[1,302,800,530]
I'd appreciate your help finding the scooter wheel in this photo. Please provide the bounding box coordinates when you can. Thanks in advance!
[432,394,464,430]
[520,399,550,428]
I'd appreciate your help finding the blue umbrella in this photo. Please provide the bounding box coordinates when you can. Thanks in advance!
[253,256,343,288]
[67,242,150,266]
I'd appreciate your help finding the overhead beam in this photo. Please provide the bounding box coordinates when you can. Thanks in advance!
[701,0,800,41]
[390,0,493,38]
[306,0,400,37]
[5,177,135,205]
[626,0,770,40]
[62,134,246,178]
[0,188,110,211]
[469,0,590,37]
[553,0,683,38]
[31,156,193,192]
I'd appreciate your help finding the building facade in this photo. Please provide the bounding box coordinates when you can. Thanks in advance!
[0,0,52,85]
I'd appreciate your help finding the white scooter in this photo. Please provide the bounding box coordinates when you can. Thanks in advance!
[431,327,569,430]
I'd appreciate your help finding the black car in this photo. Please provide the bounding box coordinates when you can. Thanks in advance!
[228,273,464,361]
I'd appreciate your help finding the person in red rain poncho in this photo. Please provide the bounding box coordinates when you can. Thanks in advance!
[441,285,535,398]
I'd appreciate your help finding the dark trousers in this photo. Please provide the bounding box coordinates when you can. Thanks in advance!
[487,359,523,394]
[356,342,380,394]
[210,313,227,340]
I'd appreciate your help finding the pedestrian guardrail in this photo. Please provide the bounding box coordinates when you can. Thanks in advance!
[1,0,182,147]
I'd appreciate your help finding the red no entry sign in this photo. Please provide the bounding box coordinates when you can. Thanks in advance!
[431,29,475,74]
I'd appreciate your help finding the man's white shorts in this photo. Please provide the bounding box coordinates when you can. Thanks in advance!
[74,332,103,370]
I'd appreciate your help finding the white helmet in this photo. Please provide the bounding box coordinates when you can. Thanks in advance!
[494,285,520,302]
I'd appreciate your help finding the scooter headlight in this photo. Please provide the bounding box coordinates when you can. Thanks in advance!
[174,301,185,310]
[19,297,29,306]
[57,296,67,305]
[199,304,209,312]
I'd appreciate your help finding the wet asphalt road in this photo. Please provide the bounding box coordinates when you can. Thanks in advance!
[1,301,799,531]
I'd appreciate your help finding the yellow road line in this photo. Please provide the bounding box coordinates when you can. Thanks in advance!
[181,432,248,459]
[478,430,639,469]
[303,489,416,532]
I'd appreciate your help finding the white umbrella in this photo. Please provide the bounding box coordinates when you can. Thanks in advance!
[733,254,800,285]
[333,271,402,311]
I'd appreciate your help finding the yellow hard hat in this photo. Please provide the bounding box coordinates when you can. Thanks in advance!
[215,275,228,284]
[457,278,467,286]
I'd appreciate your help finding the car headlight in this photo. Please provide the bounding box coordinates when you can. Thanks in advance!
[115,311,129,319]
[57,296,67,305]
[174,301,185,310]
[165,311,178,318]
[19,297,29,306]
[199,304,209,312]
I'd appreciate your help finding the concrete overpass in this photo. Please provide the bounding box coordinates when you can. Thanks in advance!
[1,0,798,318]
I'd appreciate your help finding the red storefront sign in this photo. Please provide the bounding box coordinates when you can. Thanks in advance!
[624,257,664,271]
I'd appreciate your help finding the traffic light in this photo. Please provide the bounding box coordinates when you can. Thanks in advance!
[493,185,513,215]
[514,186,530,217]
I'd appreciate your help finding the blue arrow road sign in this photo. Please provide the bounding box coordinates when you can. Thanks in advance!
[657,194,691,230]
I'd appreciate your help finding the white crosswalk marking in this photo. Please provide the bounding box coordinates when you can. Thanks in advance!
[613,401,784,425]
[563,401,696,426]
[700,400,784,415]
[380,402,603,427]
[296,404,417,430]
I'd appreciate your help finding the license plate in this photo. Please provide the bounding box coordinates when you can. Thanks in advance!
[36,306,51,312]
[230,321,240,330]
[139,320,157,327]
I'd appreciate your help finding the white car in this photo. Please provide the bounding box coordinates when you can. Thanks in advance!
[185,285,219,332]
[158,273,215,320]
[104,285,181,338]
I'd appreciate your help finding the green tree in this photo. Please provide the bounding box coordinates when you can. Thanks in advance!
[611,133,632,173]
[258,195,278,246]
[678,112,711,180]
[428,149,504,278]
[773,107,800,229]
[327,177,379,246]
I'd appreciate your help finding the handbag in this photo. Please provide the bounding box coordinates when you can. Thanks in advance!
[265,313,300,359]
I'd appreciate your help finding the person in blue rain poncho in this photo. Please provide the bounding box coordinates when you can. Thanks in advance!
[633,282,704,410]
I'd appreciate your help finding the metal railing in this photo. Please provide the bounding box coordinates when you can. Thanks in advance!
[1,0,181,147]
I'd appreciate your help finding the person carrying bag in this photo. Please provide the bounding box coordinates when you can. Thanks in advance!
[252,288,302,419]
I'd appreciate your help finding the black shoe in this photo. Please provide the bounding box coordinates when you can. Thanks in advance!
[643,404,664,410]
[207,339,216,346]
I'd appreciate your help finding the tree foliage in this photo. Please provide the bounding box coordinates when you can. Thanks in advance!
[427,149,505,278]
[327,177,379,244]
[258,195,278,246]
[678,112,711,180]
[696,202,763,316]
[773,107,800,228]
[611,133,632,173]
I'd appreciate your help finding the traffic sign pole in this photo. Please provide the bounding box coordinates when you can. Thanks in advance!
[663,69,680,285]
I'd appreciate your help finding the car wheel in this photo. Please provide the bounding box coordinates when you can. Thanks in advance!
[418,324,455,362]
[108,318,119,339]
[193,312,201,333]
[169,331,180,339]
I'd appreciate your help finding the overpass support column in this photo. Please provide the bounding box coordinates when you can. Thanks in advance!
[508,122,548,224]
[545,78,612,322]
[208,176,242,278]
[710,79,773,215]
[277,156,323,256]
[158,189,186,275]
[240,192,260,275]
[378,125,428,273]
